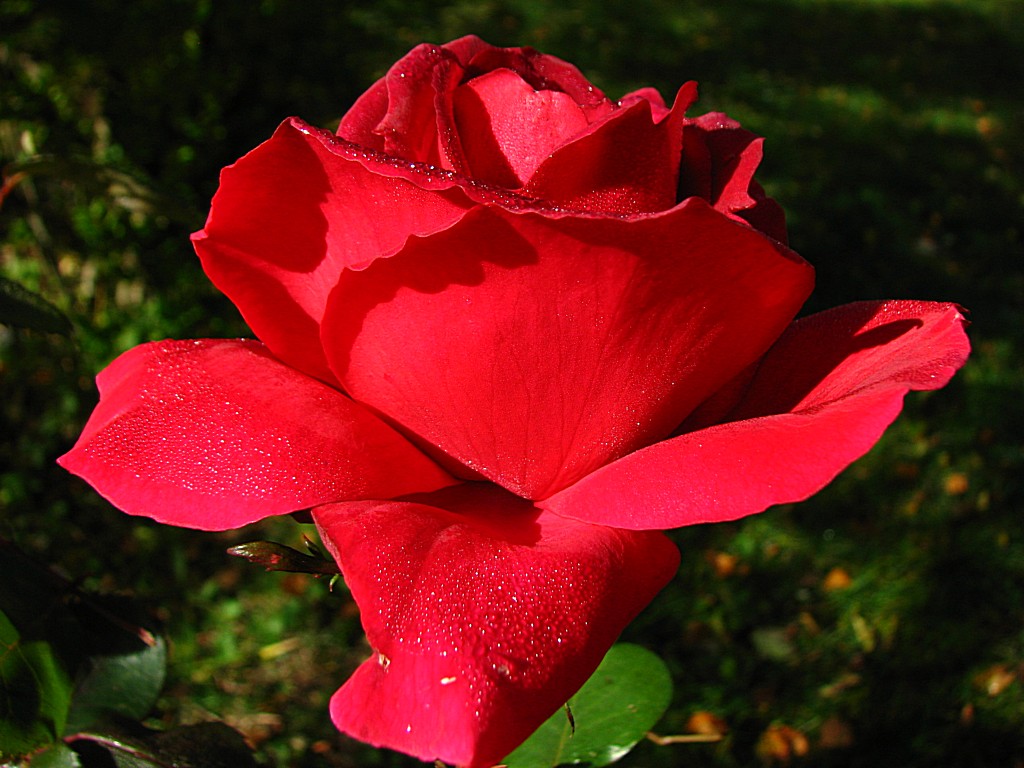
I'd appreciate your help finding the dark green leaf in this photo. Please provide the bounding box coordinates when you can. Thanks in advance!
[0,609,73,761]
[503,643,673,767]
[0,543,81,761]
[65,635,167,733]
[0,541,167,758]
[0,277,73,335]
[70,722,258,768]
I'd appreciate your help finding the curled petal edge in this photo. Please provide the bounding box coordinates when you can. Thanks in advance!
[541,301,970,530]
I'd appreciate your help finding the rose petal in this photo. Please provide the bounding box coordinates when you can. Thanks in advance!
[343,36,608,173]
[322,199,813,499]
[541,301,970,529]
[680,113,788,242]
[738,180,789,244]
[313,484,679,768]
[620,86,670,118]
[192,117,477,384]
[452,67,593,187]
[339,37,493,163]
[334,73,389,152]
[340,37,618,178]
[681,113,760,211]
[376,45,467,167]
[337,36,493,150]
[462,43,613,117]
[58,339,454,530]
[521,82,697,215]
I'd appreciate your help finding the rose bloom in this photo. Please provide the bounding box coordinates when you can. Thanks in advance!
[60,37,969,768]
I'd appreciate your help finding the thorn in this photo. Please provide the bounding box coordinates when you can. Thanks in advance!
[564,702,575,735]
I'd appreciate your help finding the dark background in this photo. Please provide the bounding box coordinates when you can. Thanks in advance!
[2,1,1022,765]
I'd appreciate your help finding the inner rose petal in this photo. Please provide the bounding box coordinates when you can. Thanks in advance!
[453,68,594,187]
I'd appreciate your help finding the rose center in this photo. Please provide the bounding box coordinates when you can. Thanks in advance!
[452,68,594,188]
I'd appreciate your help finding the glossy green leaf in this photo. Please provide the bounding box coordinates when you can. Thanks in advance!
[65,634,167,733]
[503,643,672,767]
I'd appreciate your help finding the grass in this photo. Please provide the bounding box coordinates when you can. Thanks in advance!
[2,0,1022,765]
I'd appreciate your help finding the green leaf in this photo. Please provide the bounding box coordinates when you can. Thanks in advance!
[70,722,258,768]
[0,544,81,760]
[0,609,74,761]
[65,634,167,733]
[0,277,73,335]
[23,742,83,768]
[0,541,167,759]
[503,644,673,768]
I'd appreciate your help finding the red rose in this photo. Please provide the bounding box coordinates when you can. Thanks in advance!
[60,37,969,768]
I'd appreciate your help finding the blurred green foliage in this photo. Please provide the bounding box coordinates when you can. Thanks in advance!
[2,0,1022,765]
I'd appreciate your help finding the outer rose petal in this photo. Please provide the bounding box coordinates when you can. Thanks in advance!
[541,301,970,529]
[313,484,679,768]
[192,117,477,384]
[323,198,813,499]
[58,339,454,530]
